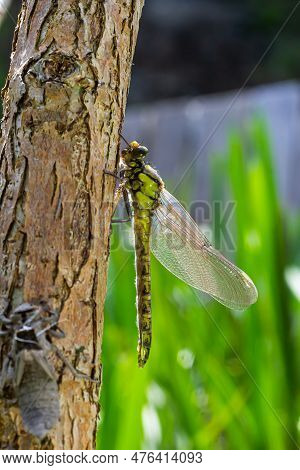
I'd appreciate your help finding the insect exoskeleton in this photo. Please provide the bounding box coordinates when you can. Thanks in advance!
[0,302,99,438]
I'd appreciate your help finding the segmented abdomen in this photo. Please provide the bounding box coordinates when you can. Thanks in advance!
[134,210,152,367]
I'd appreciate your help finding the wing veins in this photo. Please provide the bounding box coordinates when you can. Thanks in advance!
[150,189,258,309]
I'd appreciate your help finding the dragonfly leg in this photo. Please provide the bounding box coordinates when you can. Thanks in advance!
[103,169,121,180]
[104,168,132,223]
[123,187,131,217]
[52,344,100,383]
[111,187,132,224]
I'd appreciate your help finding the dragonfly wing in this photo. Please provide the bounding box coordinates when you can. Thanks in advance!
[151,189,258,310]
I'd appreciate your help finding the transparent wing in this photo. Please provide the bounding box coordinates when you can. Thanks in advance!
[151,189,258,310]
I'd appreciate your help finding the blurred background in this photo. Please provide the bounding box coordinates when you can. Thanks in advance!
[1,0,300,450]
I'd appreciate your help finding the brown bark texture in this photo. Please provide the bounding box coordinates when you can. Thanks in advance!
[0,0,144,450]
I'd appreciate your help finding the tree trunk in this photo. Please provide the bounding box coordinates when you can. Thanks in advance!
[0,0,144,450]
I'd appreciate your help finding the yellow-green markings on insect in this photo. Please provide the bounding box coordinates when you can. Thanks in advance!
[112,139,258,368]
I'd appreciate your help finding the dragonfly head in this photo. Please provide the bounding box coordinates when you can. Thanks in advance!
[121,140,149,167]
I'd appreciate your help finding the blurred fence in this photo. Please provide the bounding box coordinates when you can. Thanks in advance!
[124,81,300,209]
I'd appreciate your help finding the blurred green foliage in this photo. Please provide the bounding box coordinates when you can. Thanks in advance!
[98,120,300,450]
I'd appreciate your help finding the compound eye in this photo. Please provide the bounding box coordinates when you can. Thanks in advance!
[138,146,148,156]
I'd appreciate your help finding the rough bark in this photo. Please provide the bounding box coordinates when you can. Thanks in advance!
[0,0,144,450]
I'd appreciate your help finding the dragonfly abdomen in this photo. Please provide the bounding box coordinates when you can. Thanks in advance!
[134,211,152,367]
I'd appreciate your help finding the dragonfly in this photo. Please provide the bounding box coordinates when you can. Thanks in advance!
[108,137,258,368]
